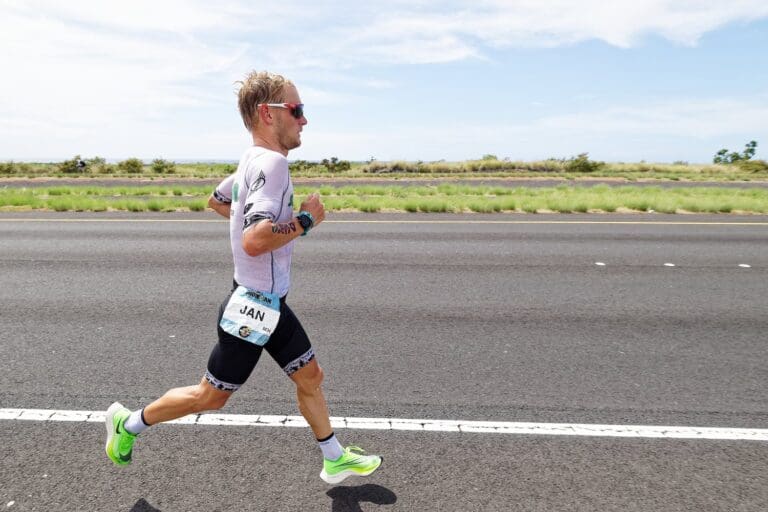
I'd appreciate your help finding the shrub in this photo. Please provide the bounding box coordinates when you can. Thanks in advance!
[58,155,88,174]
[117,158,144,174]
[188,199,207,211]
[362,161,388,173]
[146,200,164,211]
[86,156,112,174]
[0,161,15,175]
[528,159,564,172]
[565,153,603,173]
[320,157,351,173]
[151,158,176,174]
[360,156,609,174]
[290,160,322,172]
[10,161,32,174]
[736,159,768,173]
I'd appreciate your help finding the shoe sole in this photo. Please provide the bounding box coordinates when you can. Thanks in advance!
[320,456,383,484]
[105,402,129,466]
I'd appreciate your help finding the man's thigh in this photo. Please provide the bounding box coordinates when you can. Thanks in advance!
[265,301,315,377]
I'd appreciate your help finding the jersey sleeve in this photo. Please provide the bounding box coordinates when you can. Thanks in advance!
[212,173,235,204]
[241,154,289,232]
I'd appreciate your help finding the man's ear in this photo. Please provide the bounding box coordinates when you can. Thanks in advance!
[257,104,274,125]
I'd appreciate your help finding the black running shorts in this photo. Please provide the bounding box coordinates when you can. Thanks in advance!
[204,287,315,392]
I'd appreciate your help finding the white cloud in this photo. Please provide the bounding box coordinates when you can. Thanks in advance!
[1,1,767,161]
[452,0,768,48]
[0,3,248,127]
[303,0,768,64]
[298,95,768,163]
[534,98,768,139]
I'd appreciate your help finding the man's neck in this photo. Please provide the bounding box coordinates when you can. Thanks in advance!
[251,134,287,156]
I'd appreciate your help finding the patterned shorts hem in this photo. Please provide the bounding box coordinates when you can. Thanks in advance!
[282,347,315,376]
[204,371,241,392]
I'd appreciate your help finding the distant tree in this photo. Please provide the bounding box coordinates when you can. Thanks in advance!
[744,140,758,159]
[481,154,498,161]
[714,140,758,164]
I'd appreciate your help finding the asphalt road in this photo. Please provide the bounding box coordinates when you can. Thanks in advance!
[1,212,767,511]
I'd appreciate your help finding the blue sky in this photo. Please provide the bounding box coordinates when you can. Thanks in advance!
[1,1,767,164]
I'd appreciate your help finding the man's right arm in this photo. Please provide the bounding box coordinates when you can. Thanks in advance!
[208,195,231,218]
[208,173,235,218]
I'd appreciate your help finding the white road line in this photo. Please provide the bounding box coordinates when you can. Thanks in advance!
[1,408,767,441]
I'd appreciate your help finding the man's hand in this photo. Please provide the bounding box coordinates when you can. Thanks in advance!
[300,193,326,227]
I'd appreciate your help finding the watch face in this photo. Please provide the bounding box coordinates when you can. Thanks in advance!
[299,214,312,230]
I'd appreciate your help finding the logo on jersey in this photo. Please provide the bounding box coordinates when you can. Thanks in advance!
[232,183,240,203]
[250,171,266,192]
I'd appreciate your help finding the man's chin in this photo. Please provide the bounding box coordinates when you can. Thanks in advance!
[280,137,301,152]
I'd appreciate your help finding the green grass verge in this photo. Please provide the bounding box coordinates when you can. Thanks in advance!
[2,158,767,181]
[1,184,767,214]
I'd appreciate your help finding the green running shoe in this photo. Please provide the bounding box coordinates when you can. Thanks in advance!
[105,402,136,466]
[320,446,383,484]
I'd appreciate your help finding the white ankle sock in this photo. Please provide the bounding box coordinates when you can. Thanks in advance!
[123,409,150,435]
[318,433,343,460]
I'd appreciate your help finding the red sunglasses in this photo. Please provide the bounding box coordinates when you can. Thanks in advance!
[258,102,305,119]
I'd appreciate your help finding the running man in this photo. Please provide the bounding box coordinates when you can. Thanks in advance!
[105,70,382,485]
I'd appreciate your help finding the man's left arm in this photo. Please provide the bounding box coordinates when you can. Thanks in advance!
[209,174,235,218]
[241,193,325,256]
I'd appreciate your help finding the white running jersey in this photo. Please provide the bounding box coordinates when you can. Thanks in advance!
[214,146,295,296]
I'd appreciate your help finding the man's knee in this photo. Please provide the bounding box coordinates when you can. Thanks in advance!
[196,383,231,411]
[293,362,324,393]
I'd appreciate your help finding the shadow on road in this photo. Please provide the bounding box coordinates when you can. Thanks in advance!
[129,499,162,512]
[125,487,396,512]
[327,484,397,511]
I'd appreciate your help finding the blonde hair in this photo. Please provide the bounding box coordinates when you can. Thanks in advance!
[236,71,293,131]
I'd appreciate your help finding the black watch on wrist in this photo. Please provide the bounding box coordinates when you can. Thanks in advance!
[297,211,314,236]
